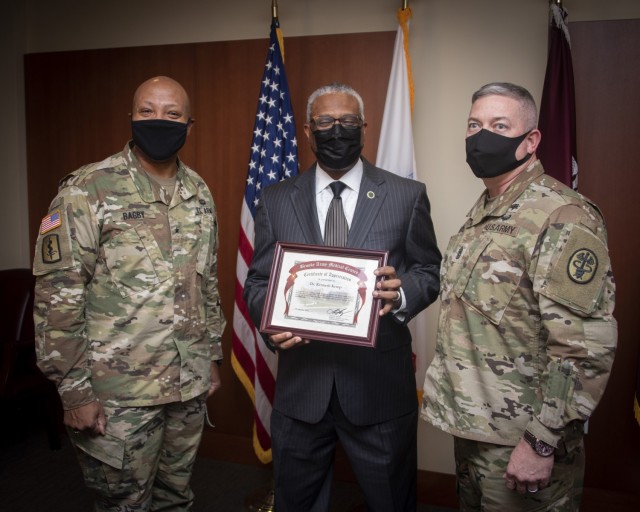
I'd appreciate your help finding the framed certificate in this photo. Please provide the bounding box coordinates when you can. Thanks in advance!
[260,242,388,347]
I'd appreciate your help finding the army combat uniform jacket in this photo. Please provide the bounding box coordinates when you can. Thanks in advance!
[34,143,225,410]
[422,161,617,448]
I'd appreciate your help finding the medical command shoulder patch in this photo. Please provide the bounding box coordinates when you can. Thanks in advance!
[40,210,62,234]
[544,225,608,314]
[567,248,598,284]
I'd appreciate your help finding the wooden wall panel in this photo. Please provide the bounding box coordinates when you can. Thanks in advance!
[571,19,640,498]
[24,31,394,457]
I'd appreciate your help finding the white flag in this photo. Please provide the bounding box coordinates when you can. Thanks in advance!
[377,8,435,400]
[376,7,416,180]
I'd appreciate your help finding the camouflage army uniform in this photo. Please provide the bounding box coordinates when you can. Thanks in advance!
[33,143,225,510]
[421,161,617,511]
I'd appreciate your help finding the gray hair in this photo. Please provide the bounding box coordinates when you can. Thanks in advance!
[472,82,538,131]
[306,83,365,122]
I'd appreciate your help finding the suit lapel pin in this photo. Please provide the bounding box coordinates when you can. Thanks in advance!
[367,191,375,199]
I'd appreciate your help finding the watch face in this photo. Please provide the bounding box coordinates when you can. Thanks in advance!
[535,440,555,457]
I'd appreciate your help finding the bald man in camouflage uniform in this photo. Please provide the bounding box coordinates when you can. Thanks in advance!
[33,76,225,511]
[422,82,616,511]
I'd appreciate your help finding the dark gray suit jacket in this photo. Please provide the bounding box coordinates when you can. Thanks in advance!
[244,159,441,426]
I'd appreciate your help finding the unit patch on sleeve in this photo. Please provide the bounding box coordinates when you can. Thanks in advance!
[40,210,62,234]
[567,248,598,284]
[42,234,62,264]
[543,225,608,314]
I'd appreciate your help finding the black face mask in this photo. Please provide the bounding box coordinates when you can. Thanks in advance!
[312,124,363,171]
[131,119,189,162]
[465,129,531,178]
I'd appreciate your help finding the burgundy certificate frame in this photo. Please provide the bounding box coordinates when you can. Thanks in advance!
[260,242,388,347]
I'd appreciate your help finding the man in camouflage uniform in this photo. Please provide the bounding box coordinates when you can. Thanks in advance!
[33,76,225,511]
[421,82,617,511]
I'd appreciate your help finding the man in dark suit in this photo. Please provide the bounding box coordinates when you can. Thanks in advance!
[244,83,441,511]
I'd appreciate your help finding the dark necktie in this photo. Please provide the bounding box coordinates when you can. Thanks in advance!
[324,181,349,247]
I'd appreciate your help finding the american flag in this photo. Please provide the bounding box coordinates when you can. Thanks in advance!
[40,210,61,234]
[231,19,298,464]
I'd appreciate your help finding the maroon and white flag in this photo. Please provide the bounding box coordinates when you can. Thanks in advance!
[538,3,578,190]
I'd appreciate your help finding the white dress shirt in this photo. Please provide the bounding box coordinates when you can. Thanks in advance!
[315,160,363,238]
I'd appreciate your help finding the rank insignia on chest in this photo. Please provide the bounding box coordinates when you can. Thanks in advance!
[567,248,598,284]
[40,210,62,234]
[452,243,467,263]
[42,234,62,264]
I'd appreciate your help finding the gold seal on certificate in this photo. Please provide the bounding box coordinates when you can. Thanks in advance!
[260,242,388,347]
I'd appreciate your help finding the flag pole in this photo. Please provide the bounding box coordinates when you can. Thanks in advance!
[243,4,280,507]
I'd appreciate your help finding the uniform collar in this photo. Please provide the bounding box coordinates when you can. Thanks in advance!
[124,141,198,205]
[466,160,545,226]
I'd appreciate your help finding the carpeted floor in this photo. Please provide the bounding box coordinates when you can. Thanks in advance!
[0,425,455,512]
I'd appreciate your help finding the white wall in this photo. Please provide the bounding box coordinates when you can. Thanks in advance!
[7,0,640,474]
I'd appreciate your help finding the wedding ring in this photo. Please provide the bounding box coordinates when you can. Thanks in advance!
[527,486,539,493]
[394,291,401,302]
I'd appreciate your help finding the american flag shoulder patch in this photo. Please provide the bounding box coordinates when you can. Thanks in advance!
[40,210,62,234]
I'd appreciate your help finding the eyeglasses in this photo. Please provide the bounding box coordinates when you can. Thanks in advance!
[310,115,363,131]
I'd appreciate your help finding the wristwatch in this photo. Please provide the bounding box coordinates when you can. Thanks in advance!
[523,430,555,457]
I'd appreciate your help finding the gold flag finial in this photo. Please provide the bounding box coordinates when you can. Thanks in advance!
[272,0,278,21]
[402,0,409,10]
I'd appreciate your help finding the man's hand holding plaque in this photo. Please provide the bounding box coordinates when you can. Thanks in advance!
[373,265,403,316]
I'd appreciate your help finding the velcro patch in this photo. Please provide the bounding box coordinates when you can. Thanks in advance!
[40,210,62,234]
[483,223,520,237]
[567,248,598,284]
[544,225,608,314]
[41,234,62,263]
[121,210,146,221]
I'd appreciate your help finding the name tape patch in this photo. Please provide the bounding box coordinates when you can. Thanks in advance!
[122,211,145,221]
[483,223,520,237]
